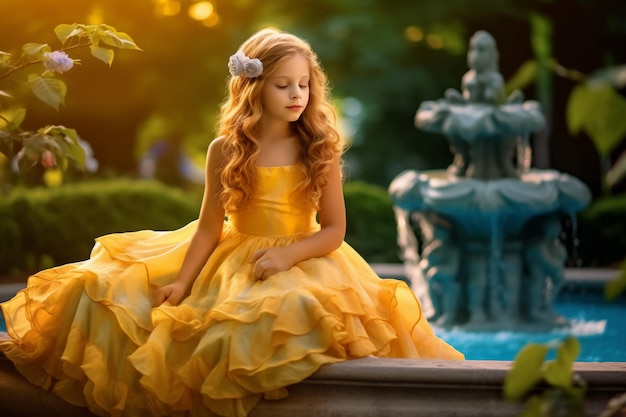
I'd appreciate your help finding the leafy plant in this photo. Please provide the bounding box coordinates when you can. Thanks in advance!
[507,61,626,194]
[0,23,140,190]
[564,65,626,193]
[505,336,626,417]
[504,336,586,417]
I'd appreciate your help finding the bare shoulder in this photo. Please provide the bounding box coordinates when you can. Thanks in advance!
[209,135,227,154]
[207,136,227,166]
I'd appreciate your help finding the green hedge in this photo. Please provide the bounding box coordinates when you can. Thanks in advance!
[343,181,400,263]
[0,179,200,276]
[577,194,626,267]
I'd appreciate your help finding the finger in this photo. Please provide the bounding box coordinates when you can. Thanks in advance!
[162,294,176,306]
[259,263,276,281]
[249,248,268,263]
[152,290,165,307]
[252,262,263,280]
[253,260,269,281]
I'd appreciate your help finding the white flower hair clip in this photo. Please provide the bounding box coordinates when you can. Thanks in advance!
[228,51,263,79]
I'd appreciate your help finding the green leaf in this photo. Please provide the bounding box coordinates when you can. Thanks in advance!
[506,60,538,95]
[90,45,115,66]
[0,108,26,132]
[28,74,67,110]
[605,150,626,189]
[504,343,549,400]
[604,262,626,301]
[16,148,37,172]
[101,29,142,51]
[22,43,50,58]
[7,107,27,128]
[39,125,85,170]
[544,337,580,389]
[22,132,47,152]
[55,23,88,44]
[566,85,589,134]
[63,138,86,170]
[16,133,47,172]
[566,83,626,155]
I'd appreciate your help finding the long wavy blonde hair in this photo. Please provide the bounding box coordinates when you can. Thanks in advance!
[217,28,344,212]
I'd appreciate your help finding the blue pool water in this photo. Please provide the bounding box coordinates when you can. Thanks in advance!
[435,291,626,362]
[1,289,624,362]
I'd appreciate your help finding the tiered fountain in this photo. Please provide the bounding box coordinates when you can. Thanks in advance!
[389,30,592,330]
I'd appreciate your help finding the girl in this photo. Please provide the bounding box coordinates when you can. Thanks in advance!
[1,28,463,417]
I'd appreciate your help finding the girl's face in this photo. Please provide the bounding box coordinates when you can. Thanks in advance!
[261,53,310,124]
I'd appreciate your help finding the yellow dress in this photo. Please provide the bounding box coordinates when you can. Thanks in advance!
[1,165,463,417]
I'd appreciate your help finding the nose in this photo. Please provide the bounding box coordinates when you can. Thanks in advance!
[290,86,302,99]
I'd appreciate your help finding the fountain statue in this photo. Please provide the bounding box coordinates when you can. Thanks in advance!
[389,30,592,330]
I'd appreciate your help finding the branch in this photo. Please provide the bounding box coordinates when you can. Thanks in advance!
[0,41,91,80]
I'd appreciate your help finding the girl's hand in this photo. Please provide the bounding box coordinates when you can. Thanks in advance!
[152,281,188,307]
[250,247,295,281]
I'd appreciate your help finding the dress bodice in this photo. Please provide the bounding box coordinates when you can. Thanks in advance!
[226,165,318,237]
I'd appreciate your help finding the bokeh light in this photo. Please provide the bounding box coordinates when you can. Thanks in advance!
[188,1,213,21]
[426,33,444,49]
[404,26,424,43]
[154,0,181,17]
[86,6,104,25]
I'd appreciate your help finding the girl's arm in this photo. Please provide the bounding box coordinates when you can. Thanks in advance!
[152,138,226,306]
[250,156,346,280]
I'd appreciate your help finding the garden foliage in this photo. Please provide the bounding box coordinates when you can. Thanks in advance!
[0,179,199,277]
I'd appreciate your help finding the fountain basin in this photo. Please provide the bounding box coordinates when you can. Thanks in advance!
[389,168,593,328]
[390,168,591,238]
[416,101,546,142]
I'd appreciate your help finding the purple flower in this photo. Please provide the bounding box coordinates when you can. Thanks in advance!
[43,51,74,74]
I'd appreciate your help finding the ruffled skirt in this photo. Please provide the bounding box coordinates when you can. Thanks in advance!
[1,220,463,417]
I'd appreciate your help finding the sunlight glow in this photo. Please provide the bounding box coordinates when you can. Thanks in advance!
[201,13,220,28]
[154,0,181,17]
[404,26,424,43]
[87,6,104,25]
[188,2,214,21]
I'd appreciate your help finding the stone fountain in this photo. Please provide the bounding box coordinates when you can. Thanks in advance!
[389,30,592,330]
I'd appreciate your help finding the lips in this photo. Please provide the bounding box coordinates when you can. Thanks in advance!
[287,105,302,110]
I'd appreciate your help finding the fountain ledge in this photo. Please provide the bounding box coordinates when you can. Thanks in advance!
[0,355,624,417]
[373,263,622,286]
